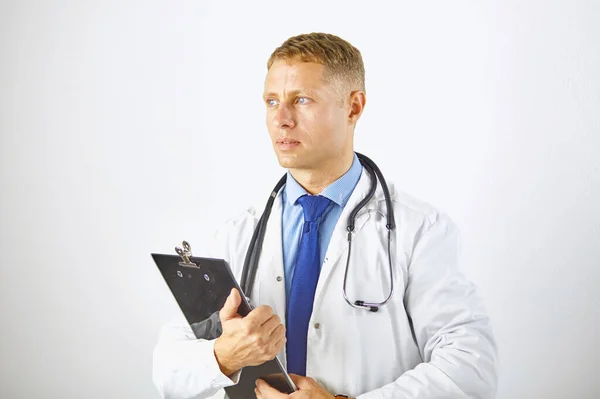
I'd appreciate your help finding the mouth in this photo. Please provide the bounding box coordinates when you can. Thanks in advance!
[276,138,301,144]
[276,138,301,151]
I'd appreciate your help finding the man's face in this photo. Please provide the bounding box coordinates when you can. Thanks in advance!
[263,60,352,171]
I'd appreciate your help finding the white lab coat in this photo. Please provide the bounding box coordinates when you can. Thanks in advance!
[152,167,498,399]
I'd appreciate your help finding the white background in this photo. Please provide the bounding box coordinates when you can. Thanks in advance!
[1,1,599,398]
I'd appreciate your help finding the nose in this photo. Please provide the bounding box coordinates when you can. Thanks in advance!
[272,104,295,130]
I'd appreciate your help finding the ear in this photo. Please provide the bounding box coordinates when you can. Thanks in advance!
[348,90,366,125]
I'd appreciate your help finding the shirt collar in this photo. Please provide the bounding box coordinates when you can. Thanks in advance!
[284,152,363,207]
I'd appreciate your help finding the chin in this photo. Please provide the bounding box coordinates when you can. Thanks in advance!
[276,157,298,169]
[273,147,319,170]
[273,151,297,168]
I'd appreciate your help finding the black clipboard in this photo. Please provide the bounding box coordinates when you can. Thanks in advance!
[151,241,297,398]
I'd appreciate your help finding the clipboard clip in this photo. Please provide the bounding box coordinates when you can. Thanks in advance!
[175,241,199,268]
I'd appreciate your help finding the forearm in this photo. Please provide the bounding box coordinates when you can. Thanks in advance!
[355,319,497,399]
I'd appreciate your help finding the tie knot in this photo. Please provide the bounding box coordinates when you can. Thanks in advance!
[297,195,331,222]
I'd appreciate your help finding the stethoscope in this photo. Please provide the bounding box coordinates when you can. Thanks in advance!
[240,152,395,312]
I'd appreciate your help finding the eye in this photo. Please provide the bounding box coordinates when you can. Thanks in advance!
[266,98,278,107]
[297,97,310,105]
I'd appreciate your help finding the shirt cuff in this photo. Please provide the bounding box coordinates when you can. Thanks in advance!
[207,339,243,389]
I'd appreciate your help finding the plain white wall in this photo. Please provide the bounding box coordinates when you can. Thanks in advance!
[1,1,599,398]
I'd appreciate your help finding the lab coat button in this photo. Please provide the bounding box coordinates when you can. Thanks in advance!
[314,323,320,329]
[276,276,282,282]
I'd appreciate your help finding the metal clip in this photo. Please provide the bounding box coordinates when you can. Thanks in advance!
[175,241,198,268]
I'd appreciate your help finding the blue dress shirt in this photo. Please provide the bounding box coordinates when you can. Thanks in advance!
[281,152,363,306]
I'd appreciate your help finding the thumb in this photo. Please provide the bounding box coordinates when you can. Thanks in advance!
[219,288,241,322]
[289,374,316,390]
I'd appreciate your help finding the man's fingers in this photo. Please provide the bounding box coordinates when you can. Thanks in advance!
[245,305,275,325]
[262,314,283,336]
[288,374,315,390]
[271,329,287,349]
[255,378,288,398]
[219,288,241,322]
[288,374,301,384]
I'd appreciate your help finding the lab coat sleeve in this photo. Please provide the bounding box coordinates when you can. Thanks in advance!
[152,317,242,399]
[356,212,498,399]
[152,220,242,399]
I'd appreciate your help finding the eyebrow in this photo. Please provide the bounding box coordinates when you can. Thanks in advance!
[262,88,319,99]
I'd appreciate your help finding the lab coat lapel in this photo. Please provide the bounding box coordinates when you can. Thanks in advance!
[253,186,289,368]
[312,168,373,310]
[255,187,287,325]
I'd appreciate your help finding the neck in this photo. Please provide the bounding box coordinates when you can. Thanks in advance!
[289,151,355,195]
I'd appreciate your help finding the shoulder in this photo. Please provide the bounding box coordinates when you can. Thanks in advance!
[385,180,460,244]
[213,205,259,242]
[206,201,260,263]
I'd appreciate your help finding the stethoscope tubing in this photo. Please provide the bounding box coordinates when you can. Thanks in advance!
[240,152,395,312]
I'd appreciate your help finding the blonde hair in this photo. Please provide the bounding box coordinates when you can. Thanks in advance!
[267,32,365,94]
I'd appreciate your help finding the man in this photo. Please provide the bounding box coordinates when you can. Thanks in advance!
[153,32,498,399]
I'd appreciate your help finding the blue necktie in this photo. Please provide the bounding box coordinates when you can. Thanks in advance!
[286,194,331,376]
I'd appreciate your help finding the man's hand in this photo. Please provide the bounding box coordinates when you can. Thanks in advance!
[213,288,286,377]
[255,374,353,399]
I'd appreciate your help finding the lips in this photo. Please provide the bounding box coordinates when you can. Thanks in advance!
[276,138,301,151]
[276,138,300,144]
